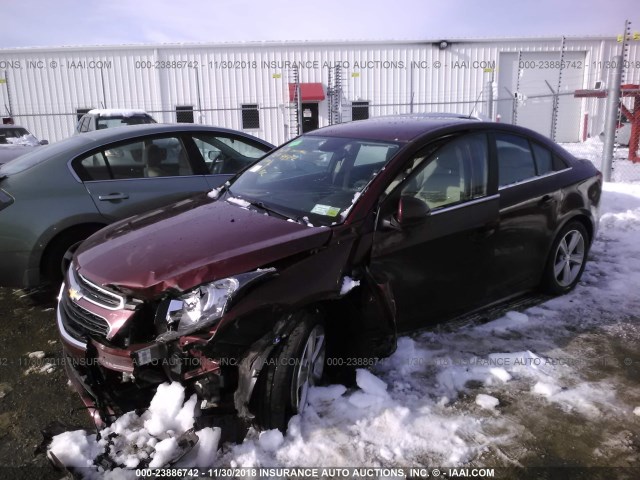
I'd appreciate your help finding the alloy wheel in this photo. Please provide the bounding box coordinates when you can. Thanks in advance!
[293,324,325,411]
[553,229,585,287]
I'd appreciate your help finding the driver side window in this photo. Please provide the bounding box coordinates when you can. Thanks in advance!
[192,134,267,174]
[399,133,488,210]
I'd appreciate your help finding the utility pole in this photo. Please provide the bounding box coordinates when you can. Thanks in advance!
[601,55,623,181]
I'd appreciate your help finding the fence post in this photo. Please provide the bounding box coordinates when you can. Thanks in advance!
[601,55,623,181]
[486,80,494,121]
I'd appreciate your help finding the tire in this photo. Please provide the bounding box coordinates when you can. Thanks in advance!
[253,310,326,431]
[541,221,589,295]
[41,225,104,286]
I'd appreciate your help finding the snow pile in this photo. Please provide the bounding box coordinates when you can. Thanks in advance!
[226,196,251,208]
[49,430,103,468]
[207,187,222,199]
[48,382,220,476]
[339,276,360,295]
[475,394,499,410]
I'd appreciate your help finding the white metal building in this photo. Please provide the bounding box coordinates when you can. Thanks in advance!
[0,37,638,145]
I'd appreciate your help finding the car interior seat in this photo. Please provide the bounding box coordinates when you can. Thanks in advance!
[145,144,168,177]
[408,147,463,209]
[178,149,192,176]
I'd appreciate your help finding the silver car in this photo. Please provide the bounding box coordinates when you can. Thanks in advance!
[0,124,273,288]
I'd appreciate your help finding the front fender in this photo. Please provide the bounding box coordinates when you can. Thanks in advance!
[232,313,301,419]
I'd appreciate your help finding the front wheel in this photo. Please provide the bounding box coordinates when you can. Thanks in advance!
[253,310,326,431]
[541,221,589,295]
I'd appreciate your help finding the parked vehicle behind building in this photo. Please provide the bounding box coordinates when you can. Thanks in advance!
[75,109,156,134]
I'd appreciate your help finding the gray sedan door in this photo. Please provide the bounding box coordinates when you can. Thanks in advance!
[77,135,210,221]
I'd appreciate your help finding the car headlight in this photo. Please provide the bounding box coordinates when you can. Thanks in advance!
[155,268,277,343]
[171,278,238,332]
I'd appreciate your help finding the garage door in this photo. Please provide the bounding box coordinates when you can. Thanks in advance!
[497,51,586,142]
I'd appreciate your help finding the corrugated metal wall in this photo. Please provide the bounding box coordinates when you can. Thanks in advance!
[0,38,638,145]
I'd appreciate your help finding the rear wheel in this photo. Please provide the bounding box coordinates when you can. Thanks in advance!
[253,310,326,431]
[542,221,589,295]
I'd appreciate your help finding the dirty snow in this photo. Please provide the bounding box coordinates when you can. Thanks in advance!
[48,180,640,475]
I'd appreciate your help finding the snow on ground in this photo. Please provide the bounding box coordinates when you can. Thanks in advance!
[48,182,640,476]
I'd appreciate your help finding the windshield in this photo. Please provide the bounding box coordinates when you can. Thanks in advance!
[228,135,400,226]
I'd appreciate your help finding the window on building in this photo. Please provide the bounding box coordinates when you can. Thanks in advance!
[176,105,194,123]
[241,104,260,129]
[352,101,370,121]
[76,108,92,122]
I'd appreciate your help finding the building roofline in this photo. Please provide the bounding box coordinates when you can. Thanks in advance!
[0,35,620,54]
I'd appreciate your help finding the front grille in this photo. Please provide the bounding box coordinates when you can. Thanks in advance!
[60,295,110,341]
[71,270,124,310]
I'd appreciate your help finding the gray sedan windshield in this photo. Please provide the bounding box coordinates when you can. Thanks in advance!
[229,136,400,225]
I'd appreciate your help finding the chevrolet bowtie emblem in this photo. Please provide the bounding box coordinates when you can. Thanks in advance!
[68,288,82,301]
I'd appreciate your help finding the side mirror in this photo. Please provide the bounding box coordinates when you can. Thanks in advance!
[382,195,430,230]
[397,195,430,225]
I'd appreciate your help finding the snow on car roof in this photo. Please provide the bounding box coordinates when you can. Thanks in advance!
[87,108,149,117]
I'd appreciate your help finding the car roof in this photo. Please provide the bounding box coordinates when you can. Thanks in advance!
[71,123,268,145]
[307,115,480,143]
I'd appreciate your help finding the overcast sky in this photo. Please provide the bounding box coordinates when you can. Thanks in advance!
[0,0,637,48]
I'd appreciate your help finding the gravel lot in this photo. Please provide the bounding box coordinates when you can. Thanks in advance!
[0,286,92,479]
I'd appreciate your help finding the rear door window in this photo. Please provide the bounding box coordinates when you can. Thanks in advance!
[495,134,536,187]
[74,136,194,180]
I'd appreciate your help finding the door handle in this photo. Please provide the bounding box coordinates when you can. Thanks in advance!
[98,193,129,201]
[473,221,498,241]
[538,194,553,206]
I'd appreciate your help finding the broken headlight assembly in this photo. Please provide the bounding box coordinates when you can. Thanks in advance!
[155,278,238,343]
[154,269,277,343]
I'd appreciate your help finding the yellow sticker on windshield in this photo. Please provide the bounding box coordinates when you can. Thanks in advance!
[311,204,341,217]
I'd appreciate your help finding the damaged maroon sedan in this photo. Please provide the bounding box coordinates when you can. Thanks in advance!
[57,116,602,431]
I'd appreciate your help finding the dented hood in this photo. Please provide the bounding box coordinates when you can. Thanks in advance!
[75,195,331,298]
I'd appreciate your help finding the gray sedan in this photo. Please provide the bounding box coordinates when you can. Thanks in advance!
[0,124,273,288]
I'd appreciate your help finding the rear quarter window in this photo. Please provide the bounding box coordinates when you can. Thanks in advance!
[496,134,536,187]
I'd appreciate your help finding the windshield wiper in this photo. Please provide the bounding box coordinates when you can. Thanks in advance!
[226,188,297,221]
[248,200,296,221]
